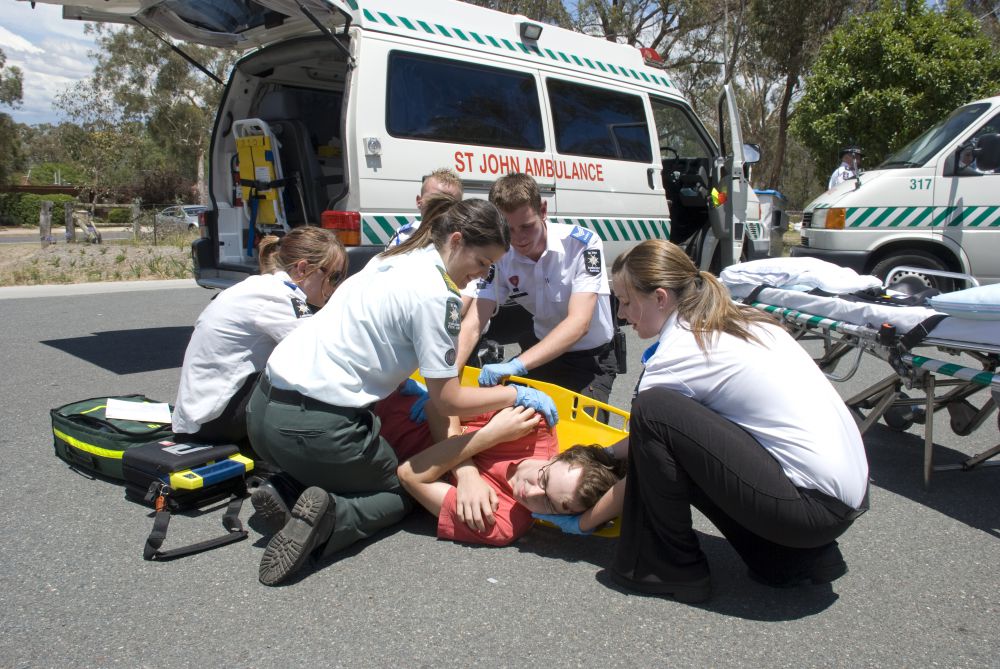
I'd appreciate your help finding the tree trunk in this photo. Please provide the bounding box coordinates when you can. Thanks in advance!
[766,70,797,189]
[196,146,208,204]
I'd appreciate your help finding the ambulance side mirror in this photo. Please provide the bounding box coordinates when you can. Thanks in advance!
[974,133,1000,172]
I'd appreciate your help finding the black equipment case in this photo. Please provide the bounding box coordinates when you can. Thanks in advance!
[122,440,254,561]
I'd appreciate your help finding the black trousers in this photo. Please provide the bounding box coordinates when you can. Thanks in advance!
[174,372,259,448]
[615,387,865,581]
[518,333,618,405]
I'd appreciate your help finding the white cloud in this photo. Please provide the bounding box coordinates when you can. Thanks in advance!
[0,24,43,54]
[0,0,99,124]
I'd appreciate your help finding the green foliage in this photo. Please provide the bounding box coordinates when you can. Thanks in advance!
[0,193,79,227]
[106,207,133,224]
[0,48,25,185]
[792,1,1000,178]
[27,162,87,186]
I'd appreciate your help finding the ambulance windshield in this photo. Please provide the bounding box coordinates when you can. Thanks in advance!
[879,102,991,169]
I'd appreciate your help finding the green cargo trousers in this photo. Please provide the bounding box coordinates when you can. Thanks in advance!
[245,377,412,558]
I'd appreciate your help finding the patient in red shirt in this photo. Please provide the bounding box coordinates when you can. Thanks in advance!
[376,390,622,546]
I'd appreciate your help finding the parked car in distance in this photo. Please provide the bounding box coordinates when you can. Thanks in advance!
[155,205,207,230]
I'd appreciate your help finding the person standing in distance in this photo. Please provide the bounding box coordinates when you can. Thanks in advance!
[828,147,862,190]
[387,167,464,248]
[246,196,558,586]
[172,227,346,447]
[457,172,618,403]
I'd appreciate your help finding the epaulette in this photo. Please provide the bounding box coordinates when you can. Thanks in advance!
[436,265,460,295]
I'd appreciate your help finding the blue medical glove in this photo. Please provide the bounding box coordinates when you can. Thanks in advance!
[478,357,528,387]
[513,384,559,426]
[400,379,429,424]
[532,513,593,535]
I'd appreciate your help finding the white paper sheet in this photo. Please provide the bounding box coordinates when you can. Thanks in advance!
[105,398,172,424]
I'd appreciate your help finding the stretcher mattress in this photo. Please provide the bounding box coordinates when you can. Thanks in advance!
[740,286,1000,352]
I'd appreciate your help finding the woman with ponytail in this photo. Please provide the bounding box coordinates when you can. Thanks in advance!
[172,226,346,445]
[246,196,559,586]
[560,240,869,603]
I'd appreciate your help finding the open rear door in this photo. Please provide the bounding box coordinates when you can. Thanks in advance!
[713,83,749,269]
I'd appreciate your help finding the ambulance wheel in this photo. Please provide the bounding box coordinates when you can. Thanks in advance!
[871,251,954,293]
[883,393,922,431]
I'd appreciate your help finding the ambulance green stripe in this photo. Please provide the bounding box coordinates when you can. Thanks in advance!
[373,216,395,238]
[545,48,557,59]
[436,24,452,38]
[596,61,608,72]
[848,207,876,227]
[636,219,652,238]
[908,207,933,227]
[417,20,434,34]
[967,206,996,227]
[454,28,470,42]
[639,72,650,82]
[345,0,358,9]
[867,208,895,227]
[583,58,595,69]
[470,31,486,44]
[626,219,641,239]
[603,219,621,241]
[487,35,502,48]
[572,55,584,66]
[886,206,914,227]
[930,206,956,227]
[607,64,619,74]
[363,8,377,22]
[947,206,977,227]
[398,16,415,30]
[501,38,516,51]
[378,12,396,26]
[558,51,571,63]
[517,42,530,53]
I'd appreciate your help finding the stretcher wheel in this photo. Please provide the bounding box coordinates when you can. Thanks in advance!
[884,393,925,431]
[947,399,979,436]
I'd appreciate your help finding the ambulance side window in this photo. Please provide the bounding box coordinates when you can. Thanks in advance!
[386,52,544,151]
[546,79,652,162]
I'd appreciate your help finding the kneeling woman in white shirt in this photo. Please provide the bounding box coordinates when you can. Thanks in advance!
[172,226,346,445]
[595,239,869,603]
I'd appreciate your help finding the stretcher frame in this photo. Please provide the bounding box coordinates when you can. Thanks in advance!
[745,273,999,488]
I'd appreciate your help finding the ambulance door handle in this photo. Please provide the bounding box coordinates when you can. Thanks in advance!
[647,167,657,190]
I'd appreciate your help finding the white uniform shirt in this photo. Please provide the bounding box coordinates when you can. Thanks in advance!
[462,223,614,351]
[172,271,313,434]
[267,245,462,407]
[828,161,856,190]
[637,313,869,508]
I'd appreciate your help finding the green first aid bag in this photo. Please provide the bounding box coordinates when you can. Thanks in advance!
[51,395,174,480]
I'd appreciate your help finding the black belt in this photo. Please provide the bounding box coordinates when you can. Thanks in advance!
[563,340,615,358]
[258,375,367,416]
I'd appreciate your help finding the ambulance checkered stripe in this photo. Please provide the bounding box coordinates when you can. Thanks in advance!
[348,1,673,90]
[360,215,672,245]
[815,204,1000,228]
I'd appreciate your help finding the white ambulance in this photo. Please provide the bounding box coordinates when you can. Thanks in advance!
[793,96,1000,290]
[33,0,764,286]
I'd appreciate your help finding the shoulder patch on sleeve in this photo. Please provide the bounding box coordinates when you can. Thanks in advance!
[583,249,602,276]
[476,263,496,290]
[570,226,593,245]
[444,297,463,336]
[436,265,460,295]
[290,297,311,318]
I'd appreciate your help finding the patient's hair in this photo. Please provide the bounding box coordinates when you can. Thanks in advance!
[554,445,627,511]
[258,226,347,280]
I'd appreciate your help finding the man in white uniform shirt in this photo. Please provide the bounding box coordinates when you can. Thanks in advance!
[457,173,618,404]
[828,146,862,190]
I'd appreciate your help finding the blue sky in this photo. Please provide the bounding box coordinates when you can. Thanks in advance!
[0,0,99,125]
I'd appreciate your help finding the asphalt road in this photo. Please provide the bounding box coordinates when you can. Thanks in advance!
[0,281,997,668]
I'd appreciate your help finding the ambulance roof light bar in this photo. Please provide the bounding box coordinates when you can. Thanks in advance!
[639,47,666,69]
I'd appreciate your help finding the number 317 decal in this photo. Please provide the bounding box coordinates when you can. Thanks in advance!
[909,178,932,190]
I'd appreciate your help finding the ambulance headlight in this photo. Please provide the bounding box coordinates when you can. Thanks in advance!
[810,208,846,230]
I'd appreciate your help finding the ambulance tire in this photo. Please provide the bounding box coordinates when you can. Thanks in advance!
[871,251,954,293]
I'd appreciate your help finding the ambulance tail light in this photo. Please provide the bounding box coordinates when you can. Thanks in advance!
[321,210,361,246]
[812,208,846,230]
[198,210,209,239]
[639,47,665,69]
